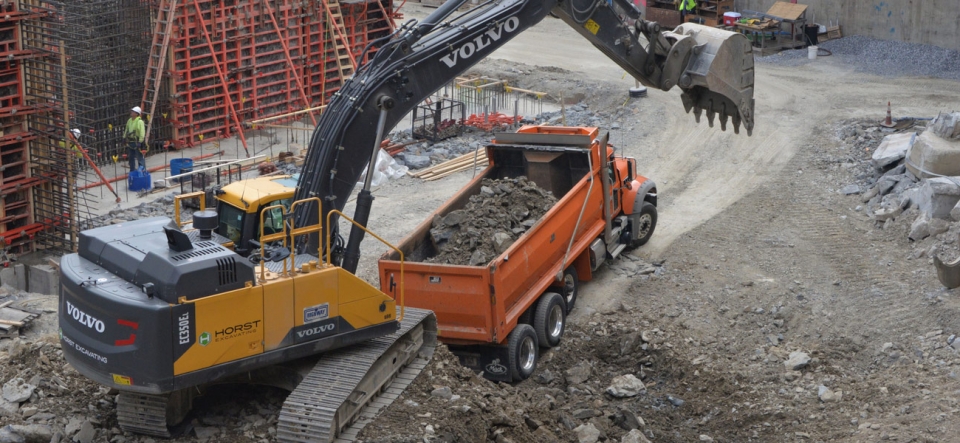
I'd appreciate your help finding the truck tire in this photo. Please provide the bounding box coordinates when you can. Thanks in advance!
[507,324,538,381]
[629,202,657,248]
[552,267,578,314]
[534,292,565,348]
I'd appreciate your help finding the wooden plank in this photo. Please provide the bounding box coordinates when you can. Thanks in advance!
[766,1,807,21]
[0,319,24,327]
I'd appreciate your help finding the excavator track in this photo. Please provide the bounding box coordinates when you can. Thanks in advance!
[116,389,192,438]
[277,307,437,443]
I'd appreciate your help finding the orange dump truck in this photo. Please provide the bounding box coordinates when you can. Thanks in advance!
[378,126,657,381]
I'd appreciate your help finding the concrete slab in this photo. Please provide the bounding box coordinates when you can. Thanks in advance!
[27,264,58,296]
[0,264,27,291]
[872,132,916,169]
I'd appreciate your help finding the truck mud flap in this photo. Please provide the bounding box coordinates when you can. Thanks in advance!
[934,255,960,289]
[448,344,513,383]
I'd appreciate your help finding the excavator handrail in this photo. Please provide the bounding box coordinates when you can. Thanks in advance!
[325,209,405,321]
[173,191,206,229]
[288,197,324,273]
[258,204,289,280]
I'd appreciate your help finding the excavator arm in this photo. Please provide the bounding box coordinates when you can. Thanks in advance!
[293,0,755,271]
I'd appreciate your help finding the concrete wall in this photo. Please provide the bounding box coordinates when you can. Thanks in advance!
[733,0,960,51]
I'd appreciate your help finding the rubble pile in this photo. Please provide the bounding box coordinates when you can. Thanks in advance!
[837,112,960,261]
[426,177,557,266]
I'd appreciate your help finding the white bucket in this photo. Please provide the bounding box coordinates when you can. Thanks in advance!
[808,45,818,60]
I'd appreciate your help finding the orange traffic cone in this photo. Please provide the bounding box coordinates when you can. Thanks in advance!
[883,101,894,127]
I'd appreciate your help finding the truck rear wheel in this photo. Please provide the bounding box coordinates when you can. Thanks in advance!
[507,324,538,381]
[629,202,658,248]
[553,267,578,314]
[534,292,565,348]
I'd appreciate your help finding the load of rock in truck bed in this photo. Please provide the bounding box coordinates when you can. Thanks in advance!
[426,177,558,266]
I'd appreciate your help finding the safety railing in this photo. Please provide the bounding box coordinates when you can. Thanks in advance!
[172,191,206,229]
[258,203,290,280]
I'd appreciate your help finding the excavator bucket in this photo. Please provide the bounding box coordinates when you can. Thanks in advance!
[934,254,960,289]
[669,24,755,136]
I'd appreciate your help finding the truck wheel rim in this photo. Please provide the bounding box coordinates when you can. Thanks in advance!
[637,213,652,238]
[548,304,564,338]
[520,336,536,371]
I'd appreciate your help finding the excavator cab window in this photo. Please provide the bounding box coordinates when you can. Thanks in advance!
[217,203,244,245]
[255,198,293,237]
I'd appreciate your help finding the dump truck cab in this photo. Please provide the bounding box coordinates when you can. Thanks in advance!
[214,175,296,256]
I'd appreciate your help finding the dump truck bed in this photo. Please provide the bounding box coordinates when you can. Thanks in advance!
[379,132,609,345]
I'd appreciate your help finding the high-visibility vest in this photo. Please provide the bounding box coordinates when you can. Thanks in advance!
[678,0,696,12]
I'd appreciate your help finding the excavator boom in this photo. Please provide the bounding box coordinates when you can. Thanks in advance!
[293,0,755,265]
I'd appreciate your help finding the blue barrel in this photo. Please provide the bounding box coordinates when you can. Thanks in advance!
[128,168,152,192]
[170,158,193,177]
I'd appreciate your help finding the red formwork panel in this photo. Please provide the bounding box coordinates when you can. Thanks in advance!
[164,0,394,148]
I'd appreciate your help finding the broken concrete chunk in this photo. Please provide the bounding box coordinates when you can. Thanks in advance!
[606,374,646,398]
[840,184,861,195]
[564,361,593,385]
[873,204,903,222]
[872,132,916,168]
[818,386,843,403]
[930,111,960,140]
[468,250,487,266]
[492,232,513,255]
[621,429,652,443]
[574,423,601,443]
[784,351,811,370]
[1,378,35,404]
[442,210,466,227]
[909,214,932,241]
[915,177,960,219]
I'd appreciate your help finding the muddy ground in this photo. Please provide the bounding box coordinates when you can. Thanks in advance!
[4,4,960,443]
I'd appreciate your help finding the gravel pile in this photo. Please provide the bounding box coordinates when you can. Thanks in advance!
[758,35,960,80]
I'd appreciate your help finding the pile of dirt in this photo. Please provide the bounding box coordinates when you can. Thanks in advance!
[359,305,679,443]
[426,177,557,266]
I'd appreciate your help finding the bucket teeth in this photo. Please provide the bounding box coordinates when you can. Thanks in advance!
[706,99,716,127]
[693,106,703,123]
[732,114,741,135]
[719,103,729,131]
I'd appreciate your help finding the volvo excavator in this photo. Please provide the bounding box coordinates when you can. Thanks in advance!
[59,0,755,440]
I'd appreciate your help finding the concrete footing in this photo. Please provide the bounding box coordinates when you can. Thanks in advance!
[27,264,59,296]
[904,112,960,179]
[0,264,27,291]
[0,261,60,295]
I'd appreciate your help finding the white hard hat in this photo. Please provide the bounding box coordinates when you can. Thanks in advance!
[131,106,142,114]
[71,128,80,136]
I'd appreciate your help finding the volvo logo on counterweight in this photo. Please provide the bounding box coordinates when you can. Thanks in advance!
[65,300,105,333]
[439,16,520,68]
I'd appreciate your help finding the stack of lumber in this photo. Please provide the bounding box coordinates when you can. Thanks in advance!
[0,300,40,338]
[408,151,489,181]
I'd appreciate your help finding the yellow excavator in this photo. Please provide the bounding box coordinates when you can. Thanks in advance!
[59,0,755,440]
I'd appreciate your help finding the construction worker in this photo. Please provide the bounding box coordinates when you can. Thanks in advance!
[57,129,85,172]
[678,0,696,22]
[125,106,146,171]
[70,128,84,171]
